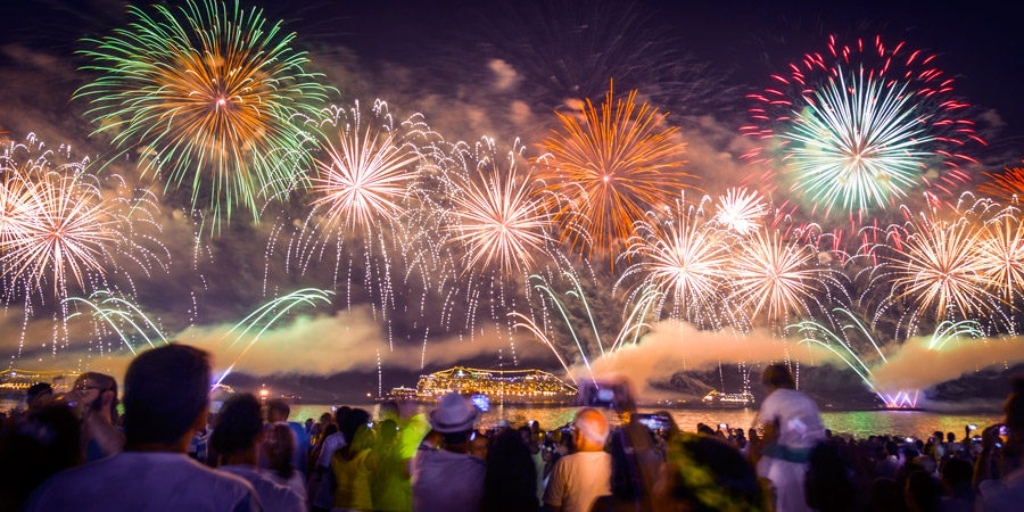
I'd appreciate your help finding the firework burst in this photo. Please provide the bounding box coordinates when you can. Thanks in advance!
[535,83,693,256]
[743,35,983,217]
[976,208,1024,302]
[979,161,1024,204]
[75,0,330,225]
[309,102,423,236]
[1,136,169,310]
[714,188,767,235]
[885,210,996,325]
[621,199,734,328]
[448,139,552,275]
[730,227,829,325]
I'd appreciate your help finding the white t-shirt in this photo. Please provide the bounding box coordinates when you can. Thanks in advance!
[218,465,305,512]
[543,451,613,512]
[316,431,347,467]
[759,388,825,449]
[24,452,261,512]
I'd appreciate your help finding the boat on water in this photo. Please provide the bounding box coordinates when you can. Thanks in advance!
[382,366,578,406]
[699,389,756,409]
[0,369,77,399]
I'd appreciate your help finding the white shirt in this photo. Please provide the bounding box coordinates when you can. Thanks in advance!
[759,388,825,449]
[316,431,347,467]
[543,451,612,512]
[25,452,261,512]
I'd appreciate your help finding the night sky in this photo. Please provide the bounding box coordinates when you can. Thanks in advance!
[1,0,1022,400]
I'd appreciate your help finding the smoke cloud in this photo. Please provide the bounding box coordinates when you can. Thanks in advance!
[583,320,833,396]
[871,333,1024,393]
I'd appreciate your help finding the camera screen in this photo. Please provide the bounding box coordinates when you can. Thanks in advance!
[471,393,490,412]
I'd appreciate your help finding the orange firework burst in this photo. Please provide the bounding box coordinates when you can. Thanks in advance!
[535,83,693,257]
[979,161,1024,204]
[76,0,330,226]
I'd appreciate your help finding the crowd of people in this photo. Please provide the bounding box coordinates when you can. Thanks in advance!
[0,344,1022,512]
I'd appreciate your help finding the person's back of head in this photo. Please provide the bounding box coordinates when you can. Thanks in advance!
[377,418,398,445]
[761,363,796,390]
[940,457,973,498]
[264,421,297,479]
[658,433,768,512]
[339,408,371,450]
[806,441,857,512]
[266,398,290,423]
[867,477,908,512]
[211,393,263,458]
[483,428,538,512]
[0,404,82,511]
[123,343,211,448]
[334,405,352,429]
[25,382,53,411]
[904,470,941,512]
[573,407,609,452]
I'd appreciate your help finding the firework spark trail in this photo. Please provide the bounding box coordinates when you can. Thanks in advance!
[742,35,984,218]
[65,290,169,354]
[535,83,693,256]
[794,308,985,407]
[215,287,334,385]
[75,0,331,226]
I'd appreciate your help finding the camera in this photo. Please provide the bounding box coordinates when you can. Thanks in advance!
[577,381,630,409]
[635,413,671,432]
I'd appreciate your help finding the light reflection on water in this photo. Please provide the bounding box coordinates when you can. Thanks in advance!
[290,403,1001,439]
[1,398,999,439]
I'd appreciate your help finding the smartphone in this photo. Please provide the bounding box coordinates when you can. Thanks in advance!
[719,423,729,430]
[636,413,671,431]
[471,393,490,412]
[967,424,977,431]
[999,425,1009,437]
[577,381,628,409]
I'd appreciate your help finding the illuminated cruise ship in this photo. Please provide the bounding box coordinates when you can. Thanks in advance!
[0,369,78,396]
[388,366,577,405]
